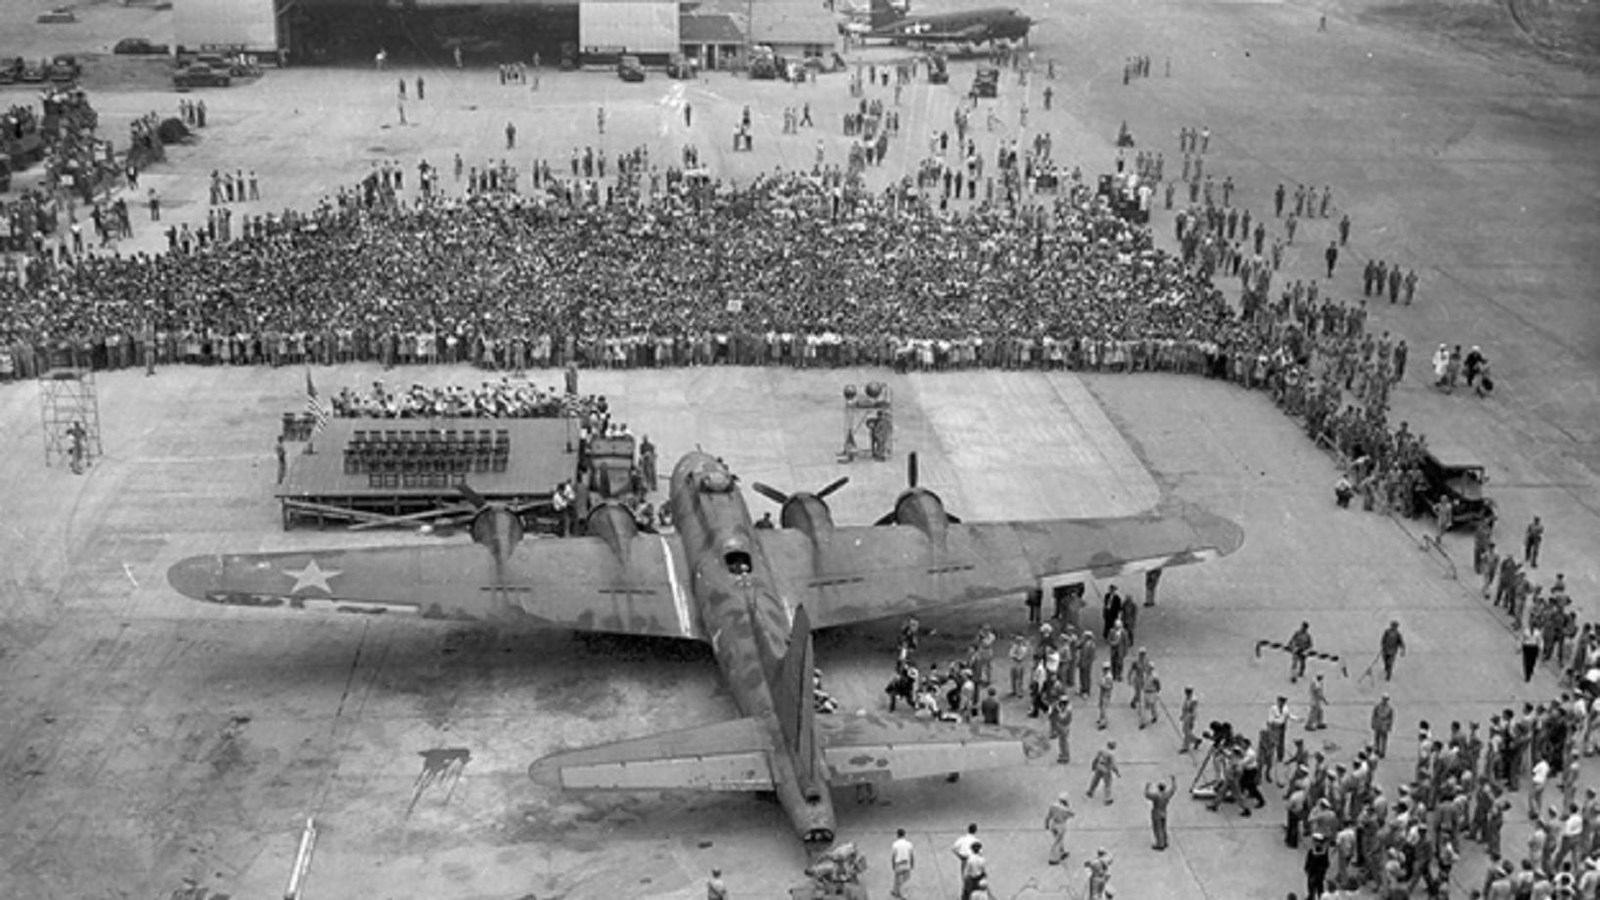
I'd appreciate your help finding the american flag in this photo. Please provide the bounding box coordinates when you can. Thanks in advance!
[305,369,330,433]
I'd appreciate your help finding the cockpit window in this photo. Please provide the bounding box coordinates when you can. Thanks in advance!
[725,550,752,575]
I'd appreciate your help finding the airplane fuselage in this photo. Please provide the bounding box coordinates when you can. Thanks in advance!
[869,7,1032,43]
[668,452,837,842]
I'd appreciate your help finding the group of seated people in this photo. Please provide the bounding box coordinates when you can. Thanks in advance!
[329,378,598,419]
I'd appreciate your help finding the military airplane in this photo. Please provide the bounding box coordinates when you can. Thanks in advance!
[857,0,1034,46]
[166,450,1242,843]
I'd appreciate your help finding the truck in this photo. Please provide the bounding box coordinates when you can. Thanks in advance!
[970,65,999,98]
[749,45,781,80]
[1414,447,1496,530]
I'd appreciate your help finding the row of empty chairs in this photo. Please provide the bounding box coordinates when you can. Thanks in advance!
[344,428,511,475]
[368,471,472,489]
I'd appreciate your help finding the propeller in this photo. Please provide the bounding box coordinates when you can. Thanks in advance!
[751,476,850,506]
[458,483,489,509]
[875,452,961,525]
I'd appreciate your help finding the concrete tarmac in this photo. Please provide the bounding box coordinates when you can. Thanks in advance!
[3,0,1600,897]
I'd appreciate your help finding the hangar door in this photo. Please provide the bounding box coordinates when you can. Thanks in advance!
[580,0,681,55]
[174,0,279,53]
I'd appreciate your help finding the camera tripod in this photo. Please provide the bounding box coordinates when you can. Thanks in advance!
[1188,740,1235,800]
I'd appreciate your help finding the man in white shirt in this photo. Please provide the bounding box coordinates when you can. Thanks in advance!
[889,829,915,898]
[1530,757,1551,820]
[960,841,987,900]
[952,823,979,862]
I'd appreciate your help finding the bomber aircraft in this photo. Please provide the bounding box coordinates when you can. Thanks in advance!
[857,0,1035,46]
[166,450,1242,843]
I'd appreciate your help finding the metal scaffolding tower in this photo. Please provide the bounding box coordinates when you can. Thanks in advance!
[39,368,103,470]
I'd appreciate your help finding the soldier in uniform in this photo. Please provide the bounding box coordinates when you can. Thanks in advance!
[1049,694,1073,763]
[1084,848,1113,900]
[1307,674,1328,731]
[1008,634,1031,698]
[1087,741,1120,804]
[1371,694,1395,758]
[1287,622,1314,682]
[1179,687,1200,753]
[1044,792,1075,863]
[67,420,88,474]
[1145,775,1177,850]
[1380,621,1407,680]
[1096,663,1113,729]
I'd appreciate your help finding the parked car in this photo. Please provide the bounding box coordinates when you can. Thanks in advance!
[21,60,49,83]
[666,52,696,79]
[37,7,77,24]
[1414,447,1496,530]
[617,55,645,82]
[49,55,81,83]
[0,58,24,84]
[173,64,230,89]
[114,37,170,55]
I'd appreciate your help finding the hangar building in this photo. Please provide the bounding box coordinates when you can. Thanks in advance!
[177,0,835,68]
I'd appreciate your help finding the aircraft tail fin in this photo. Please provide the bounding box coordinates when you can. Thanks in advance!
[869,0,904,30]
[771,605,819,790]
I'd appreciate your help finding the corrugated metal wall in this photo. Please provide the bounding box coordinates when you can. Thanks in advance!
[174,0,279,52]
[580,0,681,53]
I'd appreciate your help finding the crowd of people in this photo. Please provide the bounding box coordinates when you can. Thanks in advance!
[329,376,590,419]
[1,164,1280,383]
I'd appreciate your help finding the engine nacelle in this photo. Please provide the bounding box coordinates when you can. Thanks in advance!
[889,489,951,541]
[471,506,524,555]
[587,502,639,561]
[780,494,837,546]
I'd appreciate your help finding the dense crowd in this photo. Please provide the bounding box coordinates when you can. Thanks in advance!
[330,377,585,419]
[2,167,1295,381]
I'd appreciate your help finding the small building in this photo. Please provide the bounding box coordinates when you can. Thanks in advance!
[679,12,746,70]
[749,0,840,60]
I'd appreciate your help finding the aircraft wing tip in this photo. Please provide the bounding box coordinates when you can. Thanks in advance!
[166,554,223,601]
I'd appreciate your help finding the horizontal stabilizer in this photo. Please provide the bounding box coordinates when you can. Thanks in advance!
[529,717,776,792]
[817,712,1041,784]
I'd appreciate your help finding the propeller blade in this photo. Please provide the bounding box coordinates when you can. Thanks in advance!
[907,452,919,488]
[458,483,488,509]
[752,482,791,505]
[875,511,898,526]
[816,476,850,500]
[946,513,961,524]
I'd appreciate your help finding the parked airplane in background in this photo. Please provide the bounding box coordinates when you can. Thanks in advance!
[167,450,1242,843]
[858,0,1035,46]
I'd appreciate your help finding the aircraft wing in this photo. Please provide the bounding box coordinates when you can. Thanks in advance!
[164,534,705,640]
[530,717,777,792]
[817,711,1047,784]
[760,501,1243,630]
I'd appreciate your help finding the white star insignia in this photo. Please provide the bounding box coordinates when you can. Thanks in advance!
[283,559,342,595]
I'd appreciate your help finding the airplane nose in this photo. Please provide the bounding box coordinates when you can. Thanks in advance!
[166,554,224,601]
